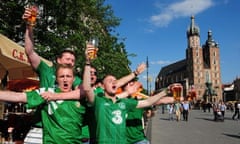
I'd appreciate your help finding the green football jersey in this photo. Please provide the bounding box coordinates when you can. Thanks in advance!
[126,107,147,144]
[93,96,138,143]
[31,60,82,127]
[81,87,104,142]
[26,88,85,144]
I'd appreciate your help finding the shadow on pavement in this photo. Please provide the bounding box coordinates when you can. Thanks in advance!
[195,117,215,122]
[222,133,240,139]
[224,117,234,120]
[159,118,171,121]
[195,117,234,122]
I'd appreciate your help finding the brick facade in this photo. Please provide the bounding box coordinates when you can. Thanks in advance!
[155,16,222,103]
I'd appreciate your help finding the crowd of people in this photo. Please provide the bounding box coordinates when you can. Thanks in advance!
[204,100,239,122]
[0,7,177,144]
[165,99,240,123]
[1,6,239,144]
[166,99,191,122]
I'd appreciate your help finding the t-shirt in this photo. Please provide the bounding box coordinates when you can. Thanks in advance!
[175,102,182,111]
[126,106,147,144]
[237,103,240,109]
[31,60,82,127]
[219,104,226,111]
[182,102,190,110]
[26,88,85,144]
[81,87,104,142]
[93,95,138,143]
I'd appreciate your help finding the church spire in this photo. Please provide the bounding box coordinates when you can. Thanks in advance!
[205,30,219,48]
[190,15,195,32]
[187,15,200,38]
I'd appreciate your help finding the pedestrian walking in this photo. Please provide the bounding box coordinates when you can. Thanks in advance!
[182,99,191,121]
[175,102,182,121]
[206,102,212,112]
[168,104,175,121]
[218,101,227,120]
[232,100,240,120]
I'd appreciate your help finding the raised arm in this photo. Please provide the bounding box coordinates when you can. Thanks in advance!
[0,91,27,103]
[137,90,167,108]
[154,97,174,105]
[22,8,41,69]
[83,64,95,103]
[83,44,96,103]
[116,81,143,99]
[116,63,146,88]
[41,88,82,101]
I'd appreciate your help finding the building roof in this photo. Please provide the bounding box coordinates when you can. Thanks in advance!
[158,59,187,77]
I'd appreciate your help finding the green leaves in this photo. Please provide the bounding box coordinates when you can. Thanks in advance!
[0,0,134,79]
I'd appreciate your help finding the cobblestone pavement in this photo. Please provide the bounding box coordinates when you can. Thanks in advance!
[147,108,240,144]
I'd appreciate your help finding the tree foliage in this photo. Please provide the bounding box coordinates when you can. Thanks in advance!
[0,0,134,79]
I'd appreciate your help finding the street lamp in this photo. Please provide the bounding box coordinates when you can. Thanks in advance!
[146,56,149,95]
[148,76,152,95]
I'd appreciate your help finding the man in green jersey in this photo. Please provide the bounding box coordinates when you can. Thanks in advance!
[40,47,147,143]
[22,8,82,143]
[123,81,152,144]
[83,64,168,144]
[0,64,85,144]
[23,12,82,88]
[126,97,176,144]
[118,81,175,144]
[41,64,146,144]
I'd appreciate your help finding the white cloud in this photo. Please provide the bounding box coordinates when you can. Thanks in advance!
[144,28,154,33]
[149,0,214,27]
[151,60,172,65]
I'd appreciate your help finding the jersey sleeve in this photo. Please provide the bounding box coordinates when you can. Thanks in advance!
[125,98,138,111]
[73,76,82,88]
[95,87,104,97]
[36,60,52,74]
[36,60,56,87]
[25,90,46,109]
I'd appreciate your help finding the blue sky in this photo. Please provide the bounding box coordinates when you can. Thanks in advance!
[105,0,240,90]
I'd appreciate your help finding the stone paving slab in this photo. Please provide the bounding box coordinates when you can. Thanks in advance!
[148,108,240,144]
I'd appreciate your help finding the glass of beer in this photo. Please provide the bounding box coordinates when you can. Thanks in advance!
[87,37,99,60]
[26,4,38,26]
[169,83,182,101]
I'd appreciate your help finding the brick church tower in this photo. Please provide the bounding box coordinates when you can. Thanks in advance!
[156,16,222,102]
[186,16,222,102]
